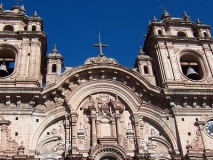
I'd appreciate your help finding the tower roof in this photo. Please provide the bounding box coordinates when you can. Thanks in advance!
[47,44,63,59]
[29,11,42,21]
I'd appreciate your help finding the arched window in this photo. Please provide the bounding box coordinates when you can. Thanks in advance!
[144,66,149,74]
[52,64,57,73]
[32,25,36,31]
[180,54,203,80]
[177,31,186,37]
[203,32,208,38]
[0,47,16,77]
[158,29,162,35]
[4,25,14,32]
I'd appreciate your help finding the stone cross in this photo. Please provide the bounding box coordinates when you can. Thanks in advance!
[93,33,108,56]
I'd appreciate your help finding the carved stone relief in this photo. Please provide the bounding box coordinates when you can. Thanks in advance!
[0,115,22,154]
[5,129,19,152]
[77,93,133,152]
[139,120,172,158]
[187,128,203,150]
[36,120,65,158]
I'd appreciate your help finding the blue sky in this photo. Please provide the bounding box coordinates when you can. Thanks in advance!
[1,0,213,68]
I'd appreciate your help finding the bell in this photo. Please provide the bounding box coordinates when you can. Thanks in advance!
[0,63,8,77]
[186,66,199,80]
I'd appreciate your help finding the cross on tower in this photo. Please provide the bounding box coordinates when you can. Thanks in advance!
[159,5,167,12]
[93,33,108,57]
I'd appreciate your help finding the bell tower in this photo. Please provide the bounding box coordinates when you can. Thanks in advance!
[46,45,64,85]
[144,11,213,89]
[0,5,46,87]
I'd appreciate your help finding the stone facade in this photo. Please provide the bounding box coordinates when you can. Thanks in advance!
[0,5,212,160]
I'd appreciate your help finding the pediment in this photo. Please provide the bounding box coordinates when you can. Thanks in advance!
[36,64,171,112]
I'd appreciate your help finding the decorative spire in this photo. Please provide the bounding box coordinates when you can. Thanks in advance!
[153,16,158,22]
[32,11,41,19]
[139,46,145,55]
[197,19,202,24]
[183,11,190,21]
[93,33,108,57]
[47,44,63,59]
[161,9,171,20]
[34,11,38,17]
[52,44,58,53]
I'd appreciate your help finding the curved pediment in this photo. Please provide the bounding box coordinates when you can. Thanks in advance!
[40,64,165,112]
[43,64,161,95]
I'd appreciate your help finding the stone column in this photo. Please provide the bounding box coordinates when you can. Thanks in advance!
[203,44,213,78]
[157,43,173,82]
[133,113,143,153]
[166,42,181,81]
[71,112,78,154]
[96,120,101,138]
[0,125,8,151]
[197,121,208,150]
[90,111,97,147]
[27,21,32,31]
[138,61,144,75]
[115,111,122,145]
[36,22,41,31]
[0,120,11,153]
[19,39,30,79]
[112,117,117,137]
[28,39,38,79]
[64,114,71,153]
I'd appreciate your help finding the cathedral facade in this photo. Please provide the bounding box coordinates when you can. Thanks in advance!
[0,5,213,160]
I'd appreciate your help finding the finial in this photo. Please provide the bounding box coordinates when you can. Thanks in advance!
[161,9,171,20]
[197,19,202,24]
[52,44,58,53]
[153,16,158,22]
[93,33,108,57]
[139,46,145,55]
[34,11,37,16]
[148,21,151,26]
[183,11,190,21]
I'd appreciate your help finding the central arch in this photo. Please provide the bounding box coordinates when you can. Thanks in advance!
[67,80,141,112]
[91,145,126,160]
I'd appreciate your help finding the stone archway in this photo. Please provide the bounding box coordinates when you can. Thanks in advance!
[91,145,126,160]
